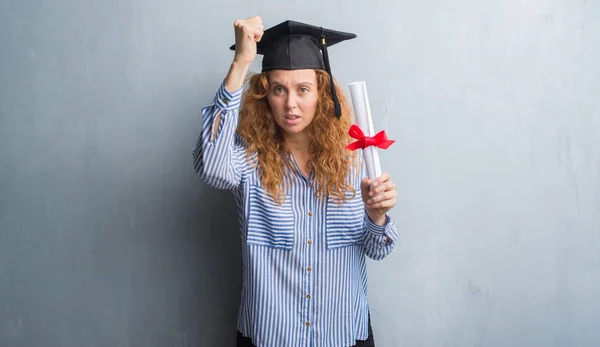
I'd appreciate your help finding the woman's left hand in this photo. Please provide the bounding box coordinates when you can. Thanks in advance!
[360,173,397,226]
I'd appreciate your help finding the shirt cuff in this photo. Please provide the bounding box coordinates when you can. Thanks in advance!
[214,80,243,111]
[366,213,398,244]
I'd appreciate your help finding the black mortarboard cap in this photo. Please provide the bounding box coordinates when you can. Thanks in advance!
[230,20,356,119]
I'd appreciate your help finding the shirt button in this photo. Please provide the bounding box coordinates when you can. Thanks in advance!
[306,322,311,327]
[308,211,313,216]
[222,97,228,104]
[307,266,312,272]
[307,240,312,245]
[306,294,311,299]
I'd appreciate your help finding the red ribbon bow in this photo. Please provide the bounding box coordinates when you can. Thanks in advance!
[346,124,395,151]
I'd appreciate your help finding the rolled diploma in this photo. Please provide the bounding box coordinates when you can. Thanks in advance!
[349,81,381,183]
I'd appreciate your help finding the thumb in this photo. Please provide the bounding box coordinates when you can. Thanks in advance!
[360,178,371,192]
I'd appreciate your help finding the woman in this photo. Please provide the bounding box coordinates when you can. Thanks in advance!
[193,16,398,347]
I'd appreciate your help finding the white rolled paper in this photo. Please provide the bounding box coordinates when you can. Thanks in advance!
[348,81,381,183]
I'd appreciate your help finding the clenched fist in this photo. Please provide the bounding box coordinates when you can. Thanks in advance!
[233,16,265,65]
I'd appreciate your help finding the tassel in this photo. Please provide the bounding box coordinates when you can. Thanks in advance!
[321,28,342,119]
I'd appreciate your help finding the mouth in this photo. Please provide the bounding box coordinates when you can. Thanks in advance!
[284,114,301,125]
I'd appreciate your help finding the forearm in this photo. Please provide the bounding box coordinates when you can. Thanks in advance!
[225,61,251,93]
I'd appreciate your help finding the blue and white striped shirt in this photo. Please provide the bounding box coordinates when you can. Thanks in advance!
[193,81,398,347]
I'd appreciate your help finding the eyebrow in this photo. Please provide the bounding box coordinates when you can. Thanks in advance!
[271,81,314,86]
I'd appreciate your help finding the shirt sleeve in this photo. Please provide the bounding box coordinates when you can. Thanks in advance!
[192,80,247,190]
[362,212,398,260]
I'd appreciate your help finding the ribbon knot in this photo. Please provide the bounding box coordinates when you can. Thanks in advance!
[346,124,395,151]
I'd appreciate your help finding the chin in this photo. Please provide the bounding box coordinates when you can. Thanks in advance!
[278,124,309,136]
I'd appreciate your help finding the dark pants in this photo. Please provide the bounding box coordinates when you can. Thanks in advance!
[236,317,375,347]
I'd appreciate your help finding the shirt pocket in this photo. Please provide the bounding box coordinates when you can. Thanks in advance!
[246,184,295,250]
[325,192,365,249]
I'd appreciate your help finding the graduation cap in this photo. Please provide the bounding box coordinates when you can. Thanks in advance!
[230,20,356,119]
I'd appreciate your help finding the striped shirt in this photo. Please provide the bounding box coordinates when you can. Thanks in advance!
[193,81,398,347]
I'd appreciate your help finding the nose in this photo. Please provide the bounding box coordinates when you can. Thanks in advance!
[285,93,297,110]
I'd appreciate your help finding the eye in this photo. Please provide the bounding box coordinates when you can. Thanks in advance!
[273,86,285,94]
[299,87,309,93]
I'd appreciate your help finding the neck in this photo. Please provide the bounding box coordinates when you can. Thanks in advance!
[282,132,310,156]
[282,132,312,177]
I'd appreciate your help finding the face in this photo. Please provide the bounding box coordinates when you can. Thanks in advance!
[266,69,319,139]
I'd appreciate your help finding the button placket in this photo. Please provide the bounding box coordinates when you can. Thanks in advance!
[304,182,314,333]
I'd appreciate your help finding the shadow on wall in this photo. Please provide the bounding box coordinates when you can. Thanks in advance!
[185,184,242,346]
